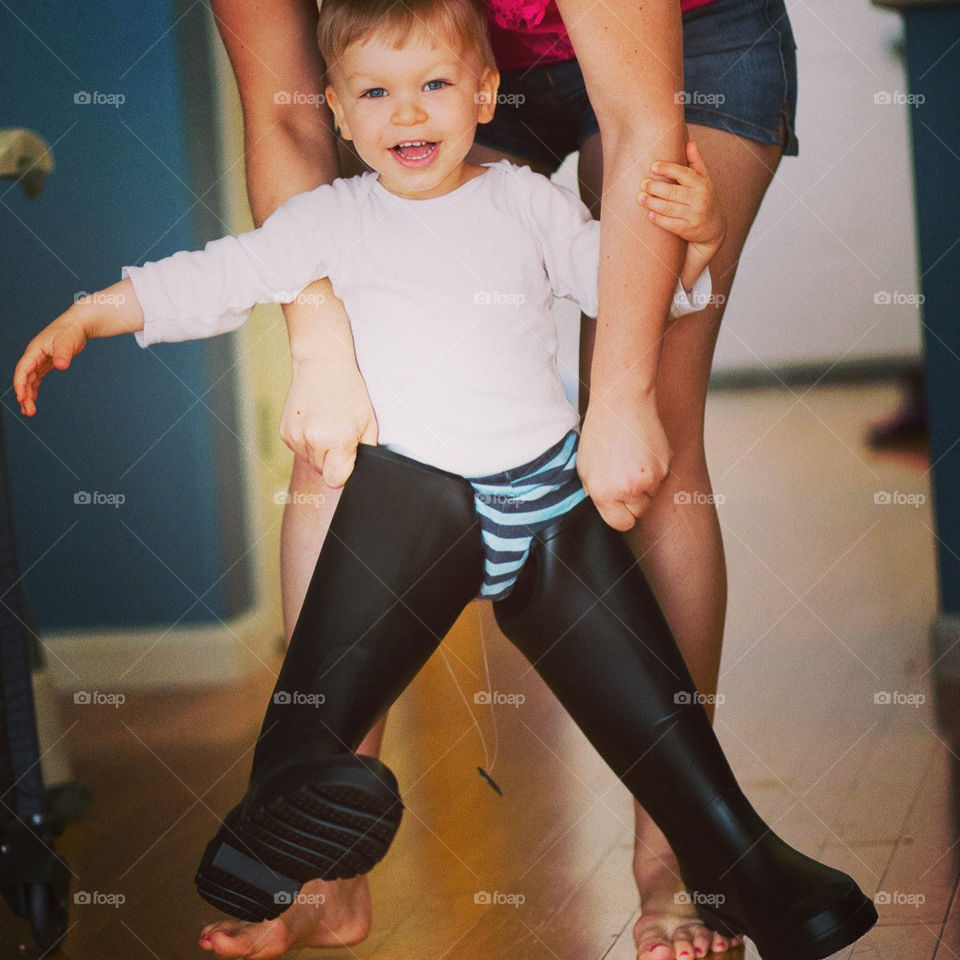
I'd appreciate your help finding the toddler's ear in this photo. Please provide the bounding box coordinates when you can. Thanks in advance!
[476,67,500,125]
[324,85,352,141]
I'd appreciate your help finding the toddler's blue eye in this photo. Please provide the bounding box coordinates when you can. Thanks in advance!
[362,87,387,99]
[424,79,448,91]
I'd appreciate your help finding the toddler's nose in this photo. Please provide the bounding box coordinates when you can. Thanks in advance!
[391,97,428,127]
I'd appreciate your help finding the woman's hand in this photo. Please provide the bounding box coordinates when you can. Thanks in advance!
[577,386,671,530]
[280,352,378,488]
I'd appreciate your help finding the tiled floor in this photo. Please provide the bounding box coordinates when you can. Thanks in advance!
[4,381,955,959]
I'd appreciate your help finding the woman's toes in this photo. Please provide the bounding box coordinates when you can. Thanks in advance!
[671,934,697,959]
[690,928,714,957]
[710,932,730,952]
[637,938,674,960]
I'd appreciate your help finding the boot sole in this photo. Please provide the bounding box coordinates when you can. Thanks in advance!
[696,883,878,960]
[195,755,403,920]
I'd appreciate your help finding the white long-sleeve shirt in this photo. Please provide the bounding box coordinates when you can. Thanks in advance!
[123,159,711,476]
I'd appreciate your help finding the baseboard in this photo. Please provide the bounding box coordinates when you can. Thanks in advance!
[41,604,282,692]
[709,355,919,390]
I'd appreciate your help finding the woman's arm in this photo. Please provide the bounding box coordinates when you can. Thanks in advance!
[555,0,686,530]
[211,0,376,485]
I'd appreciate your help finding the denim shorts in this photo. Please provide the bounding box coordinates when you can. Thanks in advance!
[474,0,799,170]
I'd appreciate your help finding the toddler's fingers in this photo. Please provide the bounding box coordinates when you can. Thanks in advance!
[644,210,690,235]
[639,192,690,223]
[640,177,695,209]
[685,139,710,177]
[13,345,49,403]
[648,160,699,189]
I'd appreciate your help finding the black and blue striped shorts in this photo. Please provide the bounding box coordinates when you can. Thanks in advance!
[466,429,586,600]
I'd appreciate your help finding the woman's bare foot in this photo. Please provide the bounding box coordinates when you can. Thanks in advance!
[633,863,743,960]
[198,875,371,959]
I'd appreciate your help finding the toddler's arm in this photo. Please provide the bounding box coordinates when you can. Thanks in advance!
[14,279,143,416]
[639,140,726,294]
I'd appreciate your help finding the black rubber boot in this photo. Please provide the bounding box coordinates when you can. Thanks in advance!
[196,445,484,921]
[493,496,877,960]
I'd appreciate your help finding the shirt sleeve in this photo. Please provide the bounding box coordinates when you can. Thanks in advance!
[513,164,602,318]
[670,266,712,318]
[124,180,350,347]
[514,164,713,323]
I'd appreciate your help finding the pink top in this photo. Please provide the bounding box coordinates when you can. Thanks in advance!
[487,0,719,71]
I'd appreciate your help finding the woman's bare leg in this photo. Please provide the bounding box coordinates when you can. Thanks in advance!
[578,124,785,959]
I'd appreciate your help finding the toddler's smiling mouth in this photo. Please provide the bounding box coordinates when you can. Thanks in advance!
[391,140,438,166]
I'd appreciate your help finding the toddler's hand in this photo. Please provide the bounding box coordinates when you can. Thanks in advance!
[13,310,90,416]
[639,140,726,280]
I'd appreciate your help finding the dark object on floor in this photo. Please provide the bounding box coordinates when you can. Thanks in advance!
[868,367,927,448]
[0,412,69,953]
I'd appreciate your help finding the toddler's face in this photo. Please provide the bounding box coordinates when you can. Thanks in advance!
[325,29,498,199]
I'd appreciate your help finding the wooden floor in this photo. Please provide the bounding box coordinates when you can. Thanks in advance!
[5,382,957,959]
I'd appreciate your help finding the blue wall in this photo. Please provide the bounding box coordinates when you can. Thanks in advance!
[0,0,252,629]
